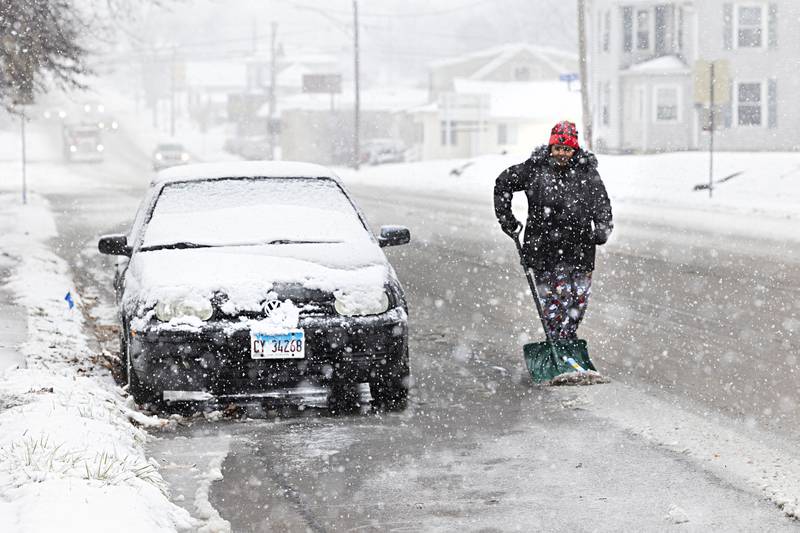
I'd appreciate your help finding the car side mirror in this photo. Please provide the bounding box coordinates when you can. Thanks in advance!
[378,225,410,247]
[98,234,131,256]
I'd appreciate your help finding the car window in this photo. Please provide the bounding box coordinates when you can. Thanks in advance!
[128,187,158,245]
[142,177,372,249]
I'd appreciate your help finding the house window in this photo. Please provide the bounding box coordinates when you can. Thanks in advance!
[636,9,650,50]
[737,5,765,48]
[514,67,530,81]
[440,121,458,145]
[736,82,763,126]
[654,5,670,54]
[653,85,680,122]
[600,82,611,126]
[497,123,518,145]
[622,7,633,52]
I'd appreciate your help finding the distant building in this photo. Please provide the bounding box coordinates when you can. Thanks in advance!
[587,1,796,153]
[262,87,428,165]
[428,43,579,99]
[414,43,581,160]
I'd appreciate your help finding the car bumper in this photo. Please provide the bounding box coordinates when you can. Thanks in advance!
[129,311,408,398]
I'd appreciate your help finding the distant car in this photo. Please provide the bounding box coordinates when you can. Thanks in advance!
[62,123,104,162]
[98,161,411,412]
[238,136,271,160]
[360,138,406,165]
[153,142,190,170]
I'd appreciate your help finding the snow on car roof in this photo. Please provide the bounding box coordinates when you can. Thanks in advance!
[151,161,339,185]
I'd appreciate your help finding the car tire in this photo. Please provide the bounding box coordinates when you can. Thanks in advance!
[126,338,160,407]
[129,366,161,407]
[370,359,410,412]
[116,327,129,385]
[328,376,360,415]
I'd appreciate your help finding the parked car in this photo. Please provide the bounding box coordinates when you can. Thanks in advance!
[153,142,190,170]
[98,161,411,412]
[360,138,406,165]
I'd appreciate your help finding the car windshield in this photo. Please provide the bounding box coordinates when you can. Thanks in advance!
[141,177,371,250]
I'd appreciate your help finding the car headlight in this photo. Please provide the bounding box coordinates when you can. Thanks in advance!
[155,153,163,160]
[334,291,390,317]
[69,145,77,153]
[96,144,104,152]
[111,121,118,129]
[181,152,190,162]
[155,298,213,322]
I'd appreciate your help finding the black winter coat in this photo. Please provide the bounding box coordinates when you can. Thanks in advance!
[494,145,613,273]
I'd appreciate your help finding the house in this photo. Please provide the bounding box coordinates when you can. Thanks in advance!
[587,1,796,153]
[428,43,579,99]
[414,79,582,160]
[413,43,581,160]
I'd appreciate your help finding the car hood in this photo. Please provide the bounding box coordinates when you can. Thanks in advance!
[124,241,392,314]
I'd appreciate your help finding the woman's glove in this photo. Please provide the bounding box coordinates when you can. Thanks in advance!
[592,226,611,245]
[500,218,522,238]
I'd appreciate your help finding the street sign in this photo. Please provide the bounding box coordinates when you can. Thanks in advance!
[302,74,342,94]
[693,60,731,105]
[559,73,579,83]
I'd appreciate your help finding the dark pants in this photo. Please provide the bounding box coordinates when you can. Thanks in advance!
[531,269,593,340]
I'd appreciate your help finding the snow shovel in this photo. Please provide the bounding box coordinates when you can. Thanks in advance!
[509,226,599,384]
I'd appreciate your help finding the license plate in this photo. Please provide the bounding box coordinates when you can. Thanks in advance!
[250,329,305,359]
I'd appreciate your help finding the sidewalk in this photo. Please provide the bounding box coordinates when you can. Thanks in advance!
[0,190,198,532]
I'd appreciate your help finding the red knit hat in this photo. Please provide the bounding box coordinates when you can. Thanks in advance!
[548,121,579,150]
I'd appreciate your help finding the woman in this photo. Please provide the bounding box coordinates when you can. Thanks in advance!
[494,121,613,340]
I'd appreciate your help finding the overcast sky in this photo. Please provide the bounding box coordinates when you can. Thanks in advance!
[116,0,577,86]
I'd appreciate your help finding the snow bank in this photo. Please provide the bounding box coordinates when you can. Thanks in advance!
[0,193,198,532]
[336,149,800,243]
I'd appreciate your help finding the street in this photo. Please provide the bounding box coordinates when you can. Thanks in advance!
[23,121,799,531]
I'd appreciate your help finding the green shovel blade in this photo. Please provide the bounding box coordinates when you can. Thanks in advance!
[523,338,597,383]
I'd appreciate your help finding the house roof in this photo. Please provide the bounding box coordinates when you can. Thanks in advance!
[184,62,247,89]
[429,43,578,78]
[622,55,690,75]
[451,79,582,121]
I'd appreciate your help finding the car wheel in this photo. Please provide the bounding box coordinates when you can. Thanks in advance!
[328,376,360,415]
[116,327,128,385]
[129,366,161,407]
[370,360,409,412]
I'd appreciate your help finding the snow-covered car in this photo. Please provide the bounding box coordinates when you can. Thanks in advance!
[98,161,411,411]
[153,142,190,170]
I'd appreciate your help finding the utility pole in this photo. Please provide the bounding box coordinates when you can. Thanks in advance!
[20,106,27,205]
[352,0,361,170]
[578,0,593,150]
[269,21,278,160]
[170,47,176,137]
[708,62,715,199]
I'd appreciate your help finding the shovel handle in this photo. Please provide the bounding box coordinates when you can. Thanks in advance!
[511,227,587,375]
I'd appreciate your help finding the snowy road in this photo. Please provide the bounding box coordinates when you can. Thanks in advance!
[26,123,800,530]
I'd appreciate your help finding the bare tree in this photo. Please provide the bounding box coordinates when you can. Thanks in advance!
[0,0,91,109]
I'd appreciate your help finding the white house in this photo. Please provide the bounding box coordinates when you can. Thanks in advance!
[587,1,796,153]
[414,80,582,160]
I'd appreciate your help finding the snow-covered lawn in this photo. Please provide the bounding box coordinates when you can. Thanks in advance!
[337,149,800,247]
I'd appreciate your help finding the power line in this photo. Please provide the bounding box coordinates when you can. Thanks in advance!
[285,0,499,19]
